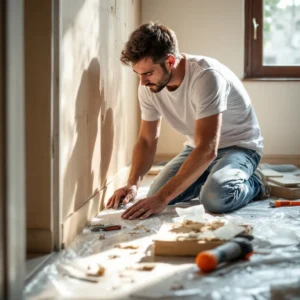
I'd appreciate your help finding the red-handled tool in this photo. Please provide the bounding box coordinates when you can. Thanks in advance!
[269,200,300,208]
[90,225,122,232]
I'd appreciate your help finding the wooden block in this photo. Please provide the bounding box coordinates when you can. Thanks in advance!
[269,182,300,200]
[268,177,300,187]
[153,223,251,257]
[153,238,223,257]
[260,169,283,178]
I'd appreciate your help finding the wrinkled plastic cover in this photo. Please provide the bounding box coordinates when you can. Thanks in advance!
[25,182,300,300]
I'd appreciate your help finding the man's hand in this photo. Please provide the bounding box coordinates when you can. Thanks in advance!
[121,195,168,220]
[106,185,138,209]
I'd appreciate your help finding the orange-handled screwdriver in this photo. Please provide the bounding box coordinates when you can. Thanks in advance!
[195,237,253,273]
[269,200,300,208]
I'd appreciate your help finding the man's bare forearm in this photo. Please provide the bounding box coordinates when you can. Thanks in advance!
[156,146,216,204]
[127,138,157,187]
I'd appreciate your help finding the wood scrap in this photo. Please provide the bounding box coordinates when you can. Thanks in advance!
[171,283,185,290]
[129,232,139,235]
[137,264,155,271]
[133,225,146,230]
[268,177,300,187]
[86,263,105,277]
[133,224,150,232]
[153,223,252,256]
[115,244,139,249]
[261,169,283,178]
[181,220,224,232]
[108,255,120,259]
[127,264,155,271]
[118,271,135,283]
[269,182,300,199]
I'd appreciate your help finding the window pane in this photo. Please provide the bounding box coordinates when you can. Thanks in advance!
[263,0,300,66]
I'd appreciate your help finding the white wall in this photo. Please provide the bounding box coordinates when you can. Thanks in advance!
[142,0,300,156]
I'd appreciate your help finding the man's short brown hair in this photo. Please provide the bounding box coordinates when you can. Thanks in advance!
[120,22,179,66]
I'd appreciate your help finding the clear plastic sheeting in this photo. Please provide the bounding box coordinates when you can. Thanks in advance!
[24,184,300,300]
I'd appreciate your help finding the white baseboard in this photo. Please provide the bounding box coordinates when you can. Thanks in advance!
[61,166,131,248]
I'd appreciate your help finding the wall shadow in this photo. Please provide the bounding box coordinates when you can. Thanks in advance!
[62,57,114,219]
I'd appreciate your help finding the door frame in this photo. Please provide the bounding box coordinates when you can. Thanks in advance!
[1,0,26,299]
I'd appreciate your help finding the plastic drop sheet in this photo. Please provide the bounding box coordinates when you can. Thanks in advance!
[25,184,300,300]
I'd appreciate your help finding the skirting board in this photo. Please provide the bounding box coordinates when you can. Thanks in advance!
[61,166,130,248]
[155,154,300,167]
[27,228,53,253]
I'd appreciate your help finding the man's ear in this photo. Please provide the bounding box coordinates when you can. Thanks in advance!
[166,55,176,69]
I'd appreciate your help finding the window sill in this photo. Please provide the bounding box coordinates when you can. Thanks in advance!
[243,77,300,82]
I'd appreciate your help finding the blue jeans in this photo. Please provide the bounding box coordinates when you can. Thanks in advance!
[147,146,263,213]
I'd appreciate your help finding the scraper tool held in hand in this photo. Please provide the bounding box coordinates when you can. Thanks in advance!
[196,237,253,273]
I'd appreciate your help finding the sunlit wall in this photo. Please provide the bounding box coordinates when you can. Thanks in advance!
[61,0,140,222]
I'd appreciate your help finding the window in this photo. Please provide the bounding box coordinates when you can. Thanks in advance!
[245,0,300,78]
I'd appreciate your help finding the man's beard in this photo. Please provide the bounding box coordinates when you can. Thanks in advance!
[146,68,172,93]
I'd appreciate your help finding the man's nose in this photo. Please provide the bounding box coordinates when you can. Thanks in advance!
[140,75,148,86]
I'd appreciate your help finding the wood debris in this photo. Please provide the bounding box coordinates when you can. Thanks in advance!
[182,220,224,232]
[86,263,105,277]
[118,271,135,283]
[127,264,155,271]
[171,283,185,290]
[138,264,155,271]
[115,244,139,249]
[99,234,105,240]
[108,254,120,259]
[133,225,147,230]
[130,224,151,234]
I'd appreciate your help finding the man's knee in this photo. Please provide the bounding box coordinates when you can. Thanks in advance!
[200,191,226,214]
[200,179,230,214]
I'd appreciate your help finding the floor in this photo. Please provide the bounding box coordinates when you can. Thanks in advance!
[24,173,300,300]
[26,253,56,283]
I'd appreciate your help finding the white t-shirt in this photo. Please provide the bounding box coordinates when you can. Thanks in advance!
[138,54,264,155]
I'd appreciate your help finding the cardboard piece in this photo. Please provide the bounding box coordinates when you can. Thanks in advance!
[153,223,252,257]
[269,182,300,200]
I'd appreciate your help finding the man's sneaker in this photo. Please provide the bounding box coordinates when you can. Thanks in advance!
[254,168,271,199]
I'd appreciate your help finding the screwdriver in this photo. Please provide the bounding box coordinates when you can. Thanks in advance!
[196,237,253,273]
[269,200,300,208]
